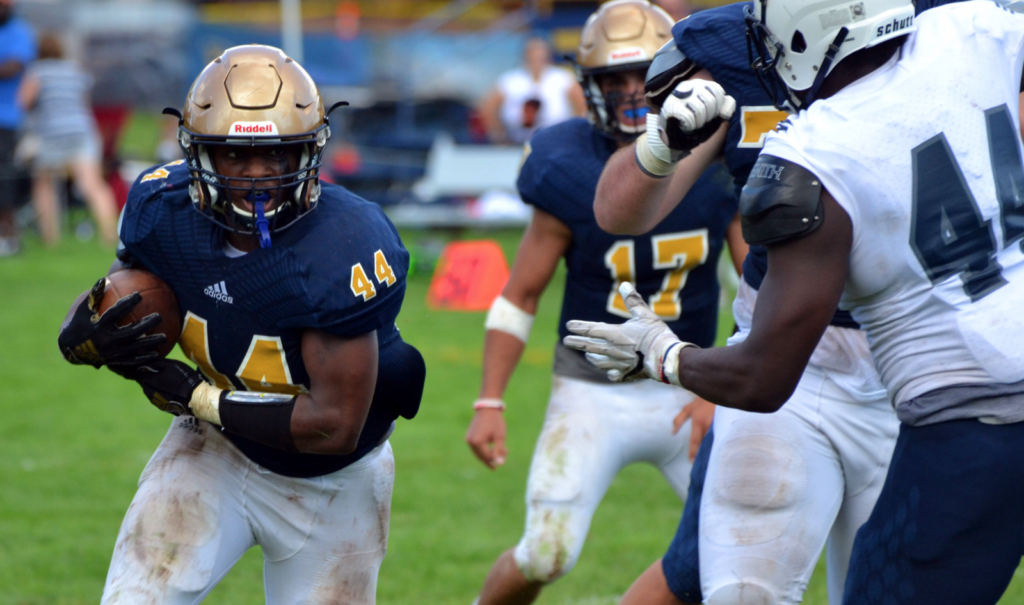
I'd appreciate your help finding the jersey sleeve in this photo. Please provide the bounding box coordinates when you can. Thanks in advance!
[285,196,410,339]
[515,119,599,226]
[516,138,554,213]
[117,161,192,265]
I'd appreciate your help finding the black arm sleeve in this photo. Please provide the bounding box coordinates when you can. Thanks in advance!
[218,391,298,453]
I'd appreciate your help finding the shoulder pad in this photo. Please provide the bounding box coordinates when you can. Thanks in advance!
[739,155,823,246]
[645,40,699,111]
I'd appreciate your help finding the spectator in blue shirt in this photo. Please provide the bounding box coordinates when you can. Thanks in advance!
[0,0,35,256]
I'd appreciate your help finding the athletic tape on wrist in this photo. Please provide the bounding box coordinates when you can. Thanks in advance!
[485,295,534,343]
[473,398,506,411]
[661,341,697,387]
[634,113,682,178]
[189,382,224,425]
[218,390,298,453]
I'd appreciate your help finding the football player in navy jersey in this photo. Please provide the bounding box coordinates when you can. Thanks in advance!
[463,3,744,604]
[56,45,424,603]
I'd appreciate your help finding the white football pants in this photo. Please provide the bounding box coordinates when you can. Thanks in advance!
[513,375,696,583]
[698,281,900,605]
[100,416,394,605]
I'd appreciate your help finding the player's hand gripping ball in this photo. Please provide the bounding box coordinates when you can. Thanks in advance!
[58,270,182,368]
[658,79,736,153]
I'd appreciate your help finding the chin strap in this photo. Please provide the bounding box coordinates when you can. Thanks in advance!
[797,26,849,110]
[247,190,273,249]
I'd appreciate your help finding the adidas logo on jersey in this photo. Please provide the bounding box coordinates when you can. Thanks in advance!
[204,281,234,304]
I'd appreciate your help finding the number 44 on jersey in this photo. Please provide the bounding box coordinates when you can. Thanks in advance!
[351,249,397,302]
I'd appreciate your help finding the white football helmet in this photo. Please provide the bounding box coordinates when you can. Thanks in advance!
[745,0,915,110]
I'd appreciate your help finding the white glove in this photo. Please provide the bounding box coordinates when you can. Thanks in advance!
[635,79,736,177]
[563,282,697,384]
[661,79,736,133]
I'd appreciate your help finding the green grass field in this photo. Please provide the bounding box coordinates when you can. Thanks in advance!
[2,229,1023,604]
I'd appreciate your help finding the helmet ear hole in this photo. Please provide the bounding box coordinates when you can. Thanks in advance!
[791,31,807,53]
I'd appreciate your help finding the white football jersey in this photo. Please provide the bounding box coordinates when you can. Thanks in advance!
[762,2,1024,413]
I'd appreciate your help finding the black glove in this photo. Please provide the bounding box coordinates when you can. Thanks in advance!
[663,116,727,155]
[58,277,167,368]
[113,359,204,417]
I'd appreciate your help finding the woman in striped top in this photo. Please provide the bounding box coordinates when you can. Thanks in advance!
[16,33,116,247]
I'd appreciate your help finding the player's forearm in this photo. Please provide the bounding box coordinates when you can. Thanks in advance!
[478,266,549,400]
[479,330,527,399]
[679,195,851,413]
[291,390,373,455]
[596,119,727,236]
[675,341,799,413]
[186,383,372,456]
[594,144,675,235]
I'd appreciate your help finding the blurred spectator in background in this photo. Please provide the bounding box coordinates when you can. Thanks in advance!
[0,0,35,256]
[478,37,585,145]
[655,0,693,20]
[17,33,117,247]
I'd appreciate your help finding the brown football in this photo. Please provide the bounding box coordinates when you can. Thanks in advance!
[96,269,182,358]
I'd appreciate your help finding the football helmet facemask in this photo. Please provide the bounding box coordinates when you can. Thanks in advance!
[575,0,675,140]
[167,44,342,248]
[745,0,915,111]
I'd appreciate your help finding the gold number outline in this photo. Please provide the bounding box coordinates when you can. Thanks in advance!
[180,311,308,394]
[351,262,377,301]
[603,230,710,321]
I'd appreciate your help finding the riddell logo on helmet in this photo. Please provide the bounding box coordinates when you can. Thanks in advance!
[229,121,280,136]
[608,47,646,64]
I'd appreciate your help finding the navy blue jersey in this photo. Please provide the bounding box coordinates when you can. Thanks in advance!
[519,118,737,349]
[117,161,424,478]
[673,2,780,195]
[673,3,858,327]
[672,2,775,292]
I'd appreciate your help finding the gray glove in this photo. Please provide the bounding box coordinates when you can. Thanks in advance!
[563,282,696,384]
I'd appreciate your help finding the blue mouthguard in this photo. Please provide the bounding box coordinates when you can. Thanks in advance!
[623,106,649,120]
[246,191,272,249]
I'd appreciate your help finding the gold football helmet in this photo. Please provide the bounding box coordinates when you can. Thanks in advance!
[576,0,674,138]
[166,44,342,247]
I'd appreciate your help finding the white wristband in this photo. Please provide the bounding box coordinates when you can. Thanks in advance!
[634,112,684,177]
[485,295,534,343]
[660,341,697,387]
[473,398,506,411]
[190,382,224,425]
